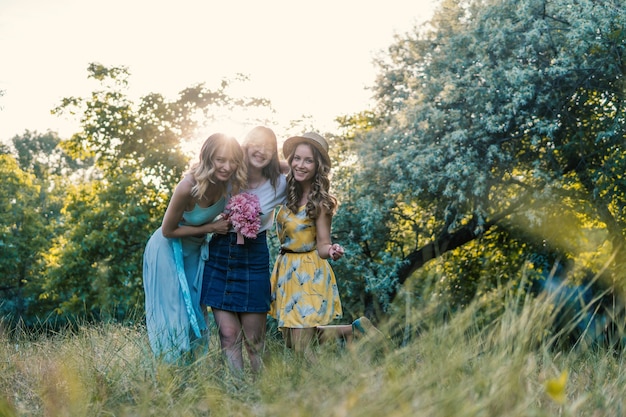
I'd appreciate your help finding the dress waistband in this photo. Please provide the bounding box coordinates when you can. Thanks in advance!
[279,247,314,255]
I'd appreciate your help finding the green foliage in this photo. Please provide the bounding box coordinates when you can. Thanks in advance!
[5,0,625,335]
[32,63,274,325]
[0,63,275,326]
[12,130,87,177]
[41,173,163,320]
[0,155,52,324]
[333,0,626,311]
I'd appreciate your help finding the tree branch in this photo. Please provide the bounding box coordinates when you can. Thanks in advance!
[387,206,517,304]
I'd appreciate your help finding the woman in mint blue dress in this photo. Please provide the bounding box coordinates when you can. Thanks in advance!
[143,133,246,362]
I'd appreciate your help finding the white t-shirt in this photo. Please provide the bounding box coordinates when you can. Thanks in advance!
[244,174,287,233]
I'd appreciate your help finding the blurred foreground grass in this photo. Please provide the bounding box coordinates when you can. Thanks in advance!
[1,291,624,416]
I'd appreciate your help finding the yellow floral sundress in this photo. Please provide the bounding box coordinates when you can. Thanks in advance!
[269,205,342,329]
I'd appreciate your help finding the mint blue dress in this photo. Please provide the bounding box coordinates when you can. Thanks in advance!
[143,198,225,362]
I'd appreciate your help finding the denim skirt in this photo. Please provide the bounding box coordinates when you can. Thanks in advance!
[200,231,270,313]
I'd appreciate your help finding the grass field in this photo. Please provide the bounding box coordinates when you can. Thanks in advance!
[1,290,624,416]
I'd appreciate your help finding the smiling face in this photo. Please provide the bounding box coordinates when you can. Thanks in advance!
[212,145,238,182]
[243,126,278,172]
[246,138,274,170]
[290,143,317,184]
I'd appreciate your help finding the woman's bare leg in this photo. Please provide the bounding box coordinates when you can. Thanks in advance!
[286,327,318,361]
[316,317,382,345]
[240,312,267,373]
[316,324,354,344]
[212,308,244,372]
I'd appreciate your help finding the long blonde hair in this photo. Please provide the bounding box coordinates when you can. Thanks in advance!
[187,133,247,199]
[285,143,337,219]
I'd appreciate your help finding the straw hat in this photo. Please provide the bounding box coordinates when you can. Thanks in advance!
[282,132,331,167]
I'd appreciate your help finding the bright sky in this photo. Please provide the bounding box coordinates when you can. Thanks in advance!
[0,0,438,145]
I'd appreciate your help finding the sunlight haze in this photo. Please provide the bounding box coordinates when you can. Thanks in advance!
[0,0,438,143]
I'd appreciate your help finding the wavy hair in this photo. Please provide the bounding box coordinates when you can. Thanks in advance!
[285,142,337,219]
[187,133,246,200]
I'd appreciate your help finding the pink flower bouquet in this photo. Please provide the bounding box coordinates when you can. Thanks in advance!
[224,192,262,244]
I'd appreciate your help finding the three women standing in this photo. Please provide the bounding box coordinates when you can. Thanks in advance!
[144,128,371,367]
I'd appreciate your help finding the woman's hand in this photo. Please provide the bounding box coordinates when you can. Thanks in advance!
[328,243,345,261]
[212,217,231,234]
[203,217,230,235]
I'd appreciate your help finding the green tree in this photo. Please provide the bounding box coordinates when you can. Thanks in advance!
[1,131,92,325]
[41,63,273,322]
[11,130,87,222]
[336,0,626,313]
[41,174,161,320]
[0,155,51,324]
[12,130,87,177]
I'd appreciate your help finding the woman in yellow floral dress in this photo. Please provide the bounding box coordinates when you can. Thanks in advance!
[270,132,376,358]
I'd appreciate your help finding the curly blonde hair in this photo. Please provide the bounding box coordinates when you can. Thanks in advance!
[285,142,337,219]
[187,133,247,199]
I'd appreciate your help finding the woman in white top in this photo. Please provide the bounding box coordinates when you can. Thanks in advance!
[201,126,287,373]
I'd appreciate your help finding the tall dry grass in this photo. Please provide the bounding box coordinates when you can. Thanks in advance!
[1,287,624,416]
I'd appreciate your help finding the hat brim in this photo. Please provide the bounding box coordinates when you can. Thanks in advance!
[283,136,331,167]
